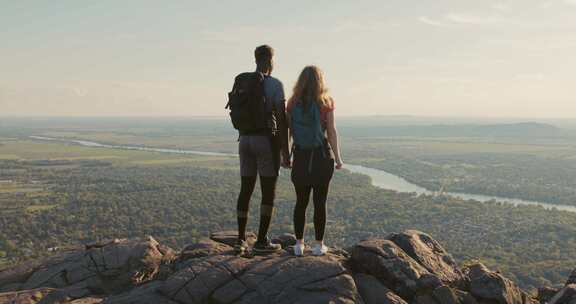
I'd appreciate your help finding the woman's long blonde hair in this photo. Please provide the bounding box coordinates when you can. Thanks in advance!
[289,65,331,109]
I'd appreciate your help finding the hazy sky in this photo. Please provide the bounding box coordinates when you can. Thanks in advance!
[1,0,575,117]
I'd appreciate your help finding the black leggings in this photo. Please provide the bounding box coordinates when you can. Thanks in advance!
[293,183,330,241]
[237,176,277,242]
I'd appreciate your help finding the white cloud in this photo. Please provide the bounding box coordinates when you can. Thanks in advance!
[492,3,509,11]
[444,13,507,25]
[540,0,576,8]
[72,88,87,97]
[114,33,139,41]
[418,16,446,27]
[515,73,545,81]
[199,27,264,42]
[332,20,395,32]
[419,13,513,28]
[199,26,307,42]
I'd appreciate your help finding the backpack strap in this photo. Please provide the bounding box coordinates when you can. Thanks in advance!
[225,80,237,109]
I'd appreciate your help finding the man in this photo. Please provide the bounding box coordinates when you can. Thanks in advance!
[228,45,290,254]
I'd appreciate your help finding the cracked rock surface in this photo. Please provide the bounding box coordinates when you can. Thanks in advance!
[0,230,561,304]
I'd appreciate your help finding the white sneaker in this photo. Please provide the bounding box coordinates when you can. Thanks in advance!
[294,242,305,256]
[312,242,328,256]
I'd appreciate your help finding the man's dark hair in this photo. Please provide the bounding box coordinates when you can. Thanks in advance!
[255,45,274,64]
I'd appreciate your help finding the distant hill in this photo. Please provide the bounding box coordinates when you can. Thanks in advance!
[339,121,563,138]
[2,116,572,139]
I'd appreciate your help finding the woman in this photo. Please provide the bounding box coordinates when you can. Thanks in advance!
[287,65,343,256]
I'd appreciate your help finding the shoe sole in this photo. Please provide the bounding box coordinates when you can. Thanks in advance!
[294,246,305,257]
[312,248,328,256]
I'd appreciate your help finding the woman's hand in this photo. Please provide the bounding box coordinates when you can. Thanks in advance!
[282,159,292,169]
[335,159,343,170]
[281,153,292,169]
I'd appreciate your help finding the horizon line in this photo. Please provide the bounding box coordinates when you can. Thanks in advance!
[2,114,576,120]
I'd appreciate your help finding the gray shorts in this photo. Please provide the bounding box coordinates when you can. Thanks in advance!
[239,135,279,177]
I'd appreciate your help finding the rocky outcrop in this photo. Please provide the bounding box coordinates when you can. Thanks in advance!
[0,230,552,304]
[163,253,359,304]
[350,238,431,299]
[565,269,576,286]
[354,273,407,304]
[547,284,576,304]
[0,236,175,303]
[387,230,465,287]
[534,267,576,304]
[538,287,560,304]
[0,288,57,304]
[466,263,536,304]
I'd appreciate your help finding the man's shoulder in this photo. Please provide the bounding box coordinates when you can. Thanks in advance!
[234,72,254,81]
[265,76,284,87]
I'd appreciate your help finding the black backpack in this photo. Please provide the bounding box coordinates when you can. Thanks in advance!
[226,72,274,134]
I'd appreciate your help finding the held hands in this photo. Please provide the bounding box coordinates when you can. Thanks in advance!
[280,154,342,170]
[281,154,292,169]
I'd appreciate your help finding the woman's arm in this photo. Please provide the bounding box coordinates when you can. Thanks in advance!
[282,110,292,168]
[326,110,343,169]
[276,104,290,165]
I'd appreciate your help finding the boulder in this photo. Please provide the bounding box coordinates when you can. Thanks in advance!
[413,294,438,304]
[103,281,177,304]
[354,273,407,304]
[548,284,576,304]
[178,238,231,261]
[0,236,175,296]
[68,298,104,304]
[0,251,80,291]
[32,283,94,303]
[411,286,478,304]
[417,273,444,291]
[538,287,560,304]
[387,230,465,287]
[162,251,361,304]
[566,269,576,286]
[0,287,56,304]
[431,285,462,304]
[161,254,258,303]
[0,230,549,304]
[467,263,535,304]
[453,289,480,304]
[350,238,431,299]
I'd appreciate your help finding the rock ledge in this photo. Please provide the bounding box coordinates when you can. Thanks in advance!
[0,230,567,304]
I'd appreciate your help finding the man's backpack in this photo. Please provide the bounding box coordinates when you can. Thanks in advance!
[226,72,272,134]
[290,100,325,149]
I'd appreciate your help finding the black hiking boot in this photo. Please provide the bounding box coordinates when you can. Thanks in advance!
[252,237,282,255]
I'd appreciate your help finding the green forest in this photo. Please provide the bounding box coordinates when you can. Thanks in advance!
[1,118,576,292]
[1,151,576,291]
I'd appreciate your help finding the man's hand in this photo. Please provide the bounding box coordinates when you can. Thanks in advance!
[281,160,291,169]
[335,159,344,170]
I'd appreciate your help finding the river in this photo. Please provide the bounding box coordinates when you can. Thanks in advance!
[29,136,576,213]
